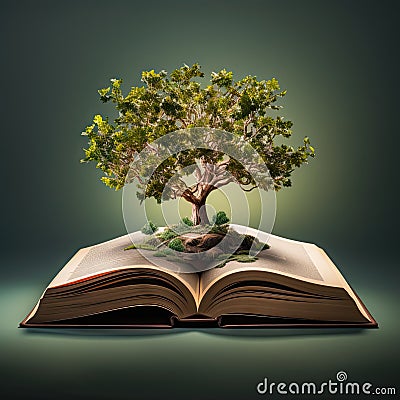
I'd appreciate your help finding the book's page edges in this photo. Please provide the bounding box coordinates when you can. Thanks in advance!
[20,310,377,329]
[217,314,378,329]
[199,244,345,301]
[344,283,378,328]
[20,305,176,328]
[19,321,174,329]
[50,262,199,304]
[170,315,219,328]
[315,247,377,324]
[20,277,377,329]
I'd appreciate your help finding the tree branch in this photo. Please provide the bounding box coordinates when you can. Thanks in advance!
[214,176,234,187]
[239,184,258,192]
[182,190,197,204]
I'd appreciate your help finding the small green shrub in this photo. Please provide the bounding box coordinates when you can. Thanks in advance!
[241,234,255,249]
[141,221,158,235]
[210,224,228,235]
[212,211,230,226]
[181,216,193,226]
[158,229,178,241]
[168,238,185,252]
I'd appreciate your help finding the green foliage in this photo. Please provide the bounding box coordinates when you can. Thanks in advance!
[165,255,187,264]
[126,242,157,251]
[252,241,270,251]
[234,254,258,263]
[215,253,258,268]
[241,234,256,249]
[158,228,178,241]
[181,216,194,226]
[141,236,160,247]
[141,221,158,235]
[151,248,177,257]
[82,64,315,215]
[136,243,158,251]
[168,238,185,252]
[212,211,230,226]
[209,224,228,235]
[157,248,174,256]
[153,251,167,257]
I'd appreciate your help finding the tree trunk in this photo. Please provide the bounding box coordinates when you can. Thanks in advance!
[191,199,210,225]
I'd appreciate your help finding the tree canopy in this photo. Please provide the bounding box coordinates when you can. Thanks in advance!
[81,64,315,224]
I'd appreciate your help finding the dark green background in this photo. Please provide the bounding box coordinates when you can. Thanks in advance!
[1,1,399,399]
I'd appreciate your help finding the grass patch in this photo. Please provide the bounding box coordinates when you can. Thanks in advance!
[234,254,258,263]
[165,255,188,264]
[136,243,157,251]
[153,251,167,257]
[215,253,258,268]
[157,229,178,241]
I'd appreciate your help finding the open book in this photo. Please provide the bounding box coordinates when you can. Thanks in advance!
[20,226,377,328]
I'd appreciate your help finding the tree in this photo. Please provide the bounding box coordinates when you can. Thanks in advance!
[81,64,315,225]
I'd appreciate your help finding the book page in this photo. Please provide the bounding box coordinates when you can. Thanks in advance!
[48,234,199,299]
[199,233,343,297]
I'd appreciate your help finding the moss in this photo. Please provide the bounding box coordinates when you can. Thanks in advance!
[165,255,188,264]
[161,248,174,256]
[142,236,160,247]
[253,242,270,251]
[212,211,230,226]
[168,238,185,252]
[153,251,167,257]
[136,243,157,251]
[157,229,178,241]
[181,216,193,226]
[215,253,258,267]
[234,254,258,263]
[141,221,158,235]
[241,234,255,249]
[209,224,228,235]
[124,237,161,252]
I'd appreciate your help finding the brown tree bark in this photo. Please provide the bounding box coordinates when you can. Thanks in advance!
[184,183,216,225]
[181,162,234,226]
[191,198,210,225]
